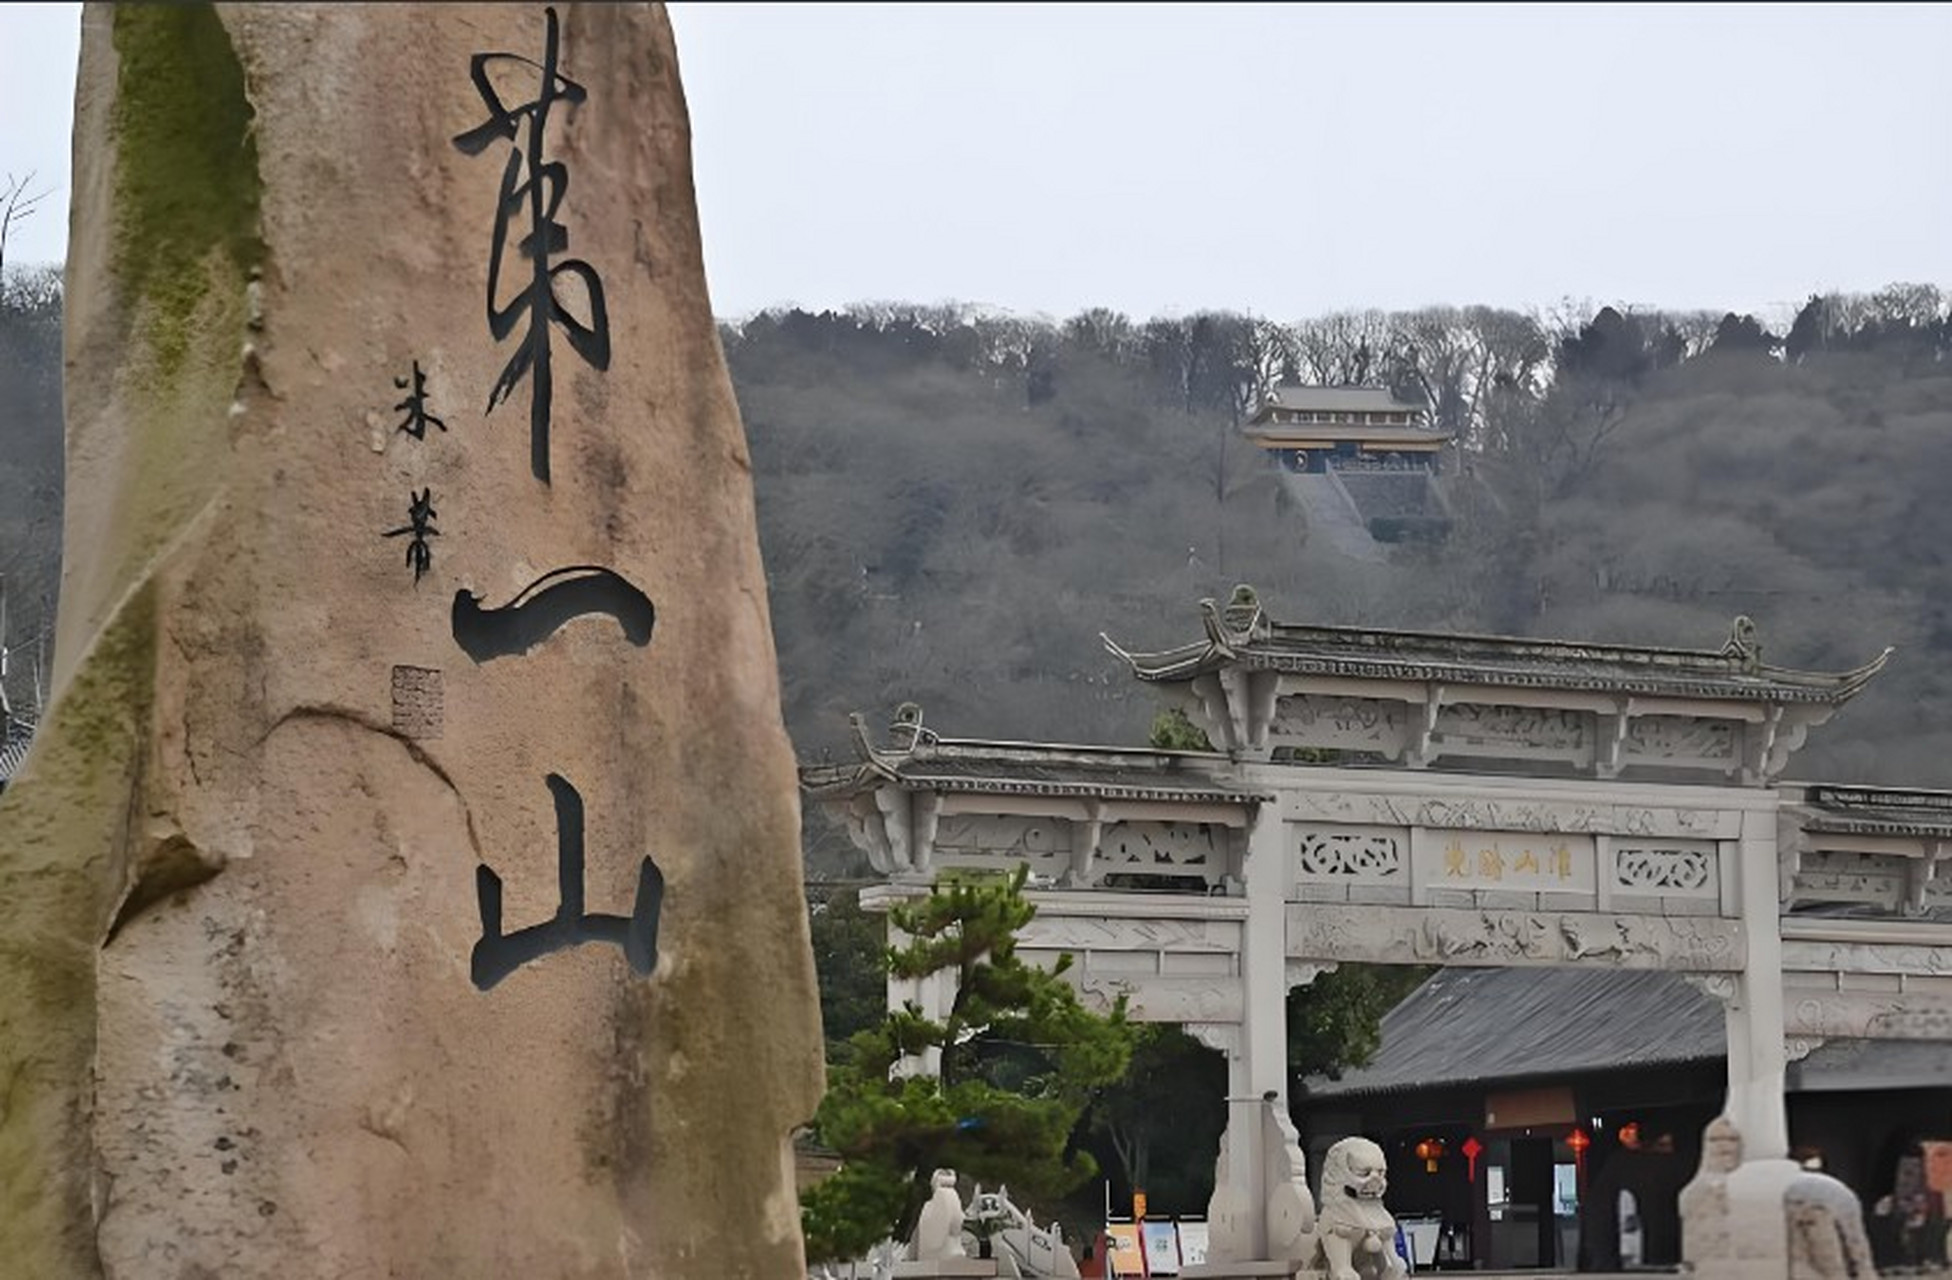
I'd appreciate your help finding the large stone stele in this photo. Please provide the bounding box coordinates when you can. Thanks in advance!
[0,4,822,1276]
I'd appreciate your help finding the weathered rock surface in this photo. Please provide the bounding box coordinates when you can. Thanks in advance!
[0,4,822,1276]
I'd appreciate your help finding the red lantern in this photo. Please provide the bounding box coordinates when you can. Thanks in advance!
[1618,1121,1642,1151]
[1461,1135,1483,1183]
[1567,1127,1592,1178]
[1414,1137,1447,1173]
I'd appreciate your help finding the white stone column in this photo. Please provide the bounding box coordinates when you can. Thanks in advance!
[1719,980,1752,1139]
[1201,790,1294,1263]
[1731,806,1788,1159]
[887,919,955,1079]
[1242,800,1292,1113]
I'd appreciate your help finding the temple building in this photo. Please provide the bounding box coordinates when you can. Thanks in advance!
[1243,386,1448,475]
[1246,387,1455,549]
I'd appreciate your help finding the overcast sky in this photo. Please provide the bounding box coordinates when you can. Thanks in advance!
[5,3,1949,323]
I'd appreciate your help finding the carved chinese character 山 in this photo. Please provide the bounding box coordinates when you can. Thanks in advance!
[0,5,820,1278]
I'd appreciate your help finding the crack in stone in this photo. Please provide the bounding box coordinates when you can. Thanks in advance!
[261,704,488,866]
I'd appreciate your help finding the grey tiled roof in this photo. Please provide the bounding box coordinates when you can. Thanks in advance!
[1795,784,1952,838]
[1256,387,1425,415]
[1110,610,1890,706]
[802,733,1263,806]
[1301,967,1726,1098]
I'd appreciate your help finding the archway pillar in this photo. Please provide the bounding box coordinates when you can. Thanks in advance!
[1729,806,1789,1159]
[1190,789,1317,1273]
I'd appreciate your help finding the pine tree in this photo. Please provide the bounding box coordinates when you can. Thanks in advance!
[800,866,1136,1265]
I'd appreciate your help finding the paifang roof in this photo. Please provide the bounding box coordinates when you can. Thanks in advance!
[800,711,1266,807]
[1794,784,1952,839]
[1303,967,1727,1098]
[1105,590,1891,707]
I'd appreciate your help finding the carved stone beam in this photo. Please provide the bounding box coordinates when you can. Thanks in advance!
[1405,683,1443,769]
[1784,1036,1824,1063]
[1068,800,1105,889]
[1783,988,1952,1040]
[1596,699,1633,780]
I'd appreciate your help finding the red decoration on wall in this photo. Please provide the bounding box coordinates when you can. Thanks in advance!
[1567,1127,1592,1178]
[1461,1135,1483,1182]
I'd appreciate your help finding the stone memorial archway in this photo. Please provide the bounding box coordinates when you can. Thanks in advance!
[804,588,1950,1278]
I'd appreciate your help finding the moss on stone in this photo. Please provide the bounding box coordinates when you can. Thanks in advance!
[109,4,263,374]
[0,583,158,1276]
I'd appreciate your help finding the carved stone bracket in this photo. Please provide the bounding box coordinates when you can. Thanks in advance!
[1184,1022,1241,1058]
[874,786,914,873]
[1190,672,1234,753]
[1904,842,1945,917]
[1406,685,1442,770]
[1683,973,1740,1004]
[848,791,893,873]
[1740,705,1782,788]
[1284,960,1338,990]
[1597,703,1631,780]
[1783,1036,1824,1063]
[1068,800,1105,888]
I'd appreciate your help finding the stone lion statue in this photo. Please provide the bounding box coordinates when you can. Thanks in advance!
[1682,1115,1877,1280]
[1314,1137,1407,1280]
[1785,1171,1877,1279]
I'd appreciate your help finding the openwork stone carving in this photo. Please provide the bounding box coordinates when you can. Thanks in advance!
[1615,845,1715,891]
[1296,830,1404,878]
[1100,820,1224,870]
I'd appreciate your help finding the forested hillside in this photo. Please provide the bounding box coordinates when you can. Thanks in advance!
[0,265,61,716]
[726,292,1952,813]
[6,273,1952,844]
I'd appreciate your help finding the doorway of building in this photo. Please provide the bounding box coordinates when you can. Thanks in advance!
[1484,1135,1580,1268]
